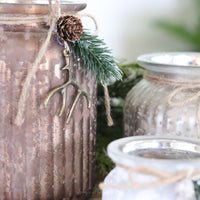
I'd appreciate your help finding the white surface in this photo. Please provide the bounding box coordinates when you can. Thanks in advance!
[81,0,196,62]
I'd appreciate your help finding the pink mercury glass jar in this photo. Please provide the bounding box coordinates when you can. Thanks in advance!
[0,1,97,199]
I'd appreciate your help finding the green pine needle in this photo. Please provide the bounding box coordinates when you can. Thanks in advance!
[70,31,122,84]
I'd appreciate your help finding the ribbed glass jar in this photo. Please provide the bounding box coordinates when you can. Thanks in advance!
[0,1,97,200]
[124,52,200,138]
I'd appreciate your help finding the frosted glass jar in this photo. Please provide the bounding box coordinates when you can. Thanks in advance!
[101,136,200,200]
[124,52,200,138]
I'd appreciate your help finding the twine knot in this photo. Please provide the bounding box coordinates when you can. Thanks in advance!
[48,0,61,24]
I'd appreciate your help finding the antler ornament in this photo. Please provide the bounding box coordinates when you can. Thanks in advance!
[44,42,91,124]
[45,15,91,124]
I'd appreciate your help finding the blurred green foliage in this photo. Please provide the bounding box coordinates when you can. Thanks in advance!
[156,0,200,50]
[194,180,200,200]
[96,63,143,177]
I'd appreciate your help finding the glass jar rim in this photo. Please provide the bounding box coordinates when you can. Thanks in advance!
[0,0,85,4]
[108,136,200,168]
[137,52,200,74]
[0,0,86,14]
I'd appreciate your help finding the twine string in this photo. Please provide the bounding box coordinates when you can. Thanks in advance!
[144,72,200,131]
[144,72,200,86]
[167,85,200,107]
[104,84,114,126]
[144,72,200,107]
[50,0,61,20]
[99,162,200,190]
[14,0,61,126]
[76,13,99,35]
[14,17,57,126]
[144,72,200,137]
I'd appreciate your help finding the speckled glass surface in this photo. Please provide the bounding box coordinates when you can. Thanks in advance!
[124,52,200,138]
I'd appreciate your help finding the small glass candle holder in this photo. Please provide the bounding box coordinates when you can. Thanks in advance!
[101,136,200,200]
[124,52,200,138]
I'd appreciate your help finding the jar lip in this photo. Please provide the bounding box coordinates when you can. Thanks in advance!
[0,0,85,4]
[108,136,200,167]
[0,1,86,14]
[137,52,200,73]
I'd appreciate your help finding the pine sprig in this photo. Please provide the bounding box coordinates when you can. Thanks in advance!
[70,31,122,84]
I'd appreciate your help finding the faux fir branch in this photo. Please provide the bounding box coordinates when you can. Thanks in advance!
[71,31,122,84]
[45,15,121,124]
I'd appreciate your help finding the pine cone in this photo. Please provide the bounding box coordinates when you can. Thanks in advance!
[57,15,83,42]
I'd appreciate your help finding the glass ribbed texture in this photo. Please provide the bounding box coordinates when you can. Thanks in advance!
[124,52,200,138]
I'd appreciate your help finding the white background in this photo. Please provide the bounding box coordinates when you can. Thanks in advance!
[81,0,196,63]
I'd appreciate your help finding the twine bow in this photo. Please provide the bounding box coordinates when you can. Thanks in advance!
[99,162,200,190]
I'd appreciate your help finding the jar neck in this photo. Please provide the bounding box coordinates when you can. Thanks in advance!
[0,2,85,32]
[0,3,86,15]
